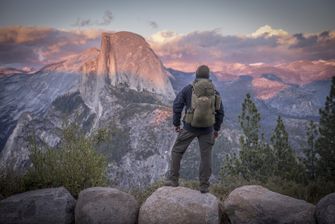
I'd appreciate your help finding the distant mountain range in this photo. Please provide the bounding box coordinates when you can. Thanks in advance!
[0,31,332,189]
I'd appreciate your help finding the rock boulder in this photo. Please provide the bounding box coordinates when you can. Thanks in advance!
[75,187,139,224]
[139,186,221,224]
[224,185,316,224]
[315,192,335,224]
[0,187,76,224]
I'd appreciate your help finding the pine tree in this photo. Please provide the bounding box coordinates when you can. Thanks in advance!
[239,93,260,147]
[271,116,302,181]
[316,76,335,181]
[222,94,274,182]
[238,93,263,180]
[258,133,276,178]
[302,120,318,180]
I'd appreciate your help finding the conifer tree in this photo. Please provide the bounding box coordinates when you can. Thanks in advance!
[302,121,318,180]
[238,94,263,180]
[316,77,335,181]
[222,94,274,182]
[271,116,302,181]
[239,93,260,147]
[258,133,276,178]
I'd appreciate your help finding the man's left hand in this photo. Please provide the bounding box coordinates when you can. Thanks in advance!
[214,131,219,139]
[175,126,181,133]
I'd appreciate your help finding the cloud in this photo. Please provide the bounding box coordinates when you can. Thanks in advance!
[291,33,318,48]
[148,26,335,72]
[148,30,181,44]
[99,10,113,26]
[72,10,113,27]
[250,25,288,38]
[0,26,102,67]
[73,18,93,27]
[149,21,158,29]
[0,26,54,44]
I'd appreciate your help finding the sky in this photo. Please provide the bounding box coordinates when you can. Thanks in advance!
[1,0,334,36]
[0,0,335,71]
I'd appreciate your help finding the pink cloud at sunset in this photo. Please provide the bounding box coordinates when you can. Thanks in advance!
[148,25,335,73]
[0,26,103,67]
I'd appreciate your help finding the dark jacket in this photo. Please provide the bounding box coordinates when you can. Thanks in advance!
[173,83,224,135]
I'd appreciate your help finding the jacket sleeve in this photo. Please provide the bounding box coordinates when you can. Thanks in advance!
[172,87,187,127]
[214,92,224,131]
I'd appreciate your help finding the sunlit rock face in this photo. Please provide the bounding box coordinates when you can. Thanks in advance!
[276,60,335,84]
[96,32,175,100]
[212,60,335,87]
[82,32,175,106]
[252,77,288,100]
[80,31,175,114]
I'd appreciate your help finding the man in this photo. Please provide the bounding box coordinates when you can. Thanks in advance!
[165,65,224,193]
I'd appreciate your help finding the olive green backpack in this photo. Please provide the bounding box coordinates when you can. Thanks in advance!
[184,79,221,127]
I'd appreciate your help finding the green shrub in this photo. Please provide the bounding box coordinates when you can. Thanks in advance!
[0,167,26,197]
[24,125,108,197]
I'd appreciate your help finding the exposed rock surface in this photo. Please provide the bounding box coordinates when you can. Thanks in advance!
[0,112,33,171]
[139,186,221,224]
[223,185,316,224]
[0,187,76,224]
[0,48,98,170]
[80,31,175,113]
[315,192,335,224]
[97,32,175,100]
[75,187,139,224]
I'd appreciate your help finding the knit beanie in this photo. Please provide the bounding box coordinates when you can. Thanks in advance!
[196,65,210,79]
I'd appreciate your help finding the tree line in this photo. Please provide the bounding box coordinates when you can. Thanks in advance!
[221,77,335,186]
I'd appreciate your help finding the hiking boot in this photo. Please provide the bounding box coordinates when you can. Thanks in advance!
[164,179,179,187]
[199,184,209,193]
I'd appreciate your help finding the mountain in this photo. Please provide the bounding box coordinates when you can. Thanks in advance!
[265,79,331,119]
[213,60,335,85]
[166,68,194,93]
[0,48,99,150]
[80,32,175,118]
[0,67,27,76]
[96,32,175,100]
[97,32,174,100]
[276,60,335,84]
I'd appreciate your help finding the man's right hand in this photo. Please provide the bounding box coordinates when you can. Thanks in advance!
[175,126,181,133]
[214,131,219,139]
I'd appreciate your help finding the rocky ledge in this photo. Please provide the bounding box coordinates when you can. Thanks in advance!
[0,185,334,224]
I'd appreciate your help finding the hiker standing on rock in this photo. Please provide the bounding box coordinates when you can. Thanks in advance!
[165,65,224,193]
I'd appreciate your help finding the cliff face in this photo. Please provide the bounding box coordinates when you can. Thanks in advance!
[80,32,174,111]
[0,48,98,153]
[80,31,175,118]
[97,32,175,99]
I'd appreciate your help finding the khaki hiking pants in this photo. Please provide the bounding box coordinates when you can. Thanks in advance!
[169,128,215,187]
